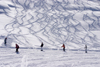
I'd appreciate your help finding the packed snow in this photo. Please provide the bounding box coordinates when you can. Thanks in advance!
[0,0,100,67]
[0,48,100,67]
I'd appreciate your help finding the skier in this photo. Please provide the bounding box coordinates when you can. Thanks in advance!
[15,44,19,53]
[4,37,7,46]
[61,44,65,52]
[85,45,87,53]
[40,42,44,51]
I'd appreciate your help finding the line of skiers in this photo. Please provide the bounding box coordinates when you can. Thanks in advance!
[4,37,20,53]
[4,37,88,53]
[40,43,88,53]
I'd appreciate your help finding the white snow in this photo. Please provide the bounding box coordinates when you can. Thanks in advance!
[0,48,100,67]
[0,0,100,67]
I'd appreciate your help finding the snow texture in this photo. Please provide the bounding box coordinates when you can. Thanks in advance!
[0,0,100,66]
[0,0,100,49]
[0,48,100,67]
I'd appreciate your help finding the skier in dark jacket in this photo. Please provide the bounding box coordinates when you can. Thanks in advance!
[4,37,7,46]
[85,45,87,53]
[15,44,19,53]
[40,42,44,51]
[61,44,65,52]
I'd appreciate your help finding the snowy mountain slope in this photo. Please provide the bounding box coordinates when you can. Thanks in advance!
[0,0,100,49]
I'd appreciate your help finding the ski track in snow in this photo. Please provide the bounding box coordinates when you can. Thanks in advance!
[0,48,100,67]
[0,0,100,49]
[0,0,100,67]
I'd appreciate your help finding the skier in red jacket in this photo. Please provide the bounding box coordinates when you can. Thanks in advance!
[61,44,65,52]
[15,44,19,53]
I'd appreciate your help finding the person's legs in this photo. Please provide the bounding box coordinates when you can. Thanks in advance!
[63,48,65,51]
[85,48,87,53]
[4,42,6,46]
[16,48,18,52]
[41,47,43,51]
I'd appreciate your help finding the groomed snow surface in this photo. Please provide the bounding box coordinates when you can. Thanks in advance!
[0,48,100,67]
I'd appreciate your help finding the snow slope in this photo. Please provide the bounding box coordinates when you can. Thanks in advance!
[0,0,100,49]
[0,48,100,67]
[0,0,100,67]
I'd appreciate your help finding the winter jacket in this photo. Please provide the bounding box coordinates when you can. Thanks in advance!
[40,43,44,47]
[16,44,19,49]
[62,44,65,48]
